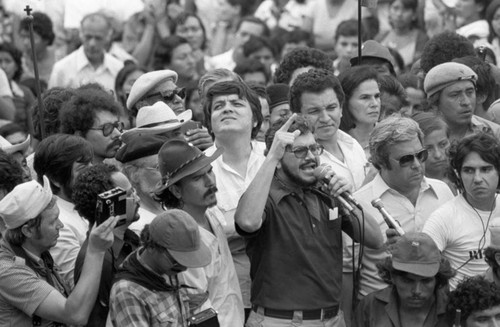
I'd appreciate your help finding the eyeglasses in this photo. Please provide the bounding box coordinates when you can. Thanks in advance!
[88,121,125,137]
[285,143,324,158]
[146,87,186,103]
[391,149,428,167]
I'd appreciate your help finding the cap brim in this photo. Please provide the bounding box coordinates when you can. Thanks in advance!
[2,135,30,155]
[169,241,211,268]
[392,261,440,278]
[121,110,192,143]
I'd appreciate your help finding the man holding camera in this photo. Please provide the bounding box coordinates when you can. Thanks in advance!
[0,176,118,326]
[71,163,141,326]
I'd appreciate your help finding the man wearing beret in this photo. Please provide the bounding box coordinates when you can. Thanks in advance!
[0,176,119,326]
[353,233,454,327]
[424,62,500,142]
[126,69,213,150]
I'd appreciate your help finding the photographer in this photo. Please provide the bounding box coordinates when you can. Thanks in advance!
[72,164,141,326]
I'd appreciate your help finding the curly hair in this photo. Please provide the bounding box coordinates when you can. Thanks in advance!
[448,132,500,192]
[59,87,121,136]
[234,59,270,84]
[0,149,24,194]
[72,164,119,225]
[264,115,313,153]
[376,255,455,290]
[420,32,475,74]
[274,47,333,85]
[19,12,55,45]
[289,68,345,113]
[0,42,23,81]
[32,87,75,140]
[369,115,423,170]
[484,246,500,274]
[338,66,379,131]
[448,276,500,324]
[34,134,93,197]
[203,80,263,139]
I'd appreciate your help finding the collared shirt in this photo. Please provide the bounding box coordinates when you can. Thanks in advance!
[320,130,368,191]
[237,176,350,310]
[205,140,266,308]
[179,207,244,327]
[352,174,454,296]
[109,250,190,327]
[423,195,500,289]
[48,46,124,93]
[49,196,89,289]
[352,285,451,327]
[0,240,65,327]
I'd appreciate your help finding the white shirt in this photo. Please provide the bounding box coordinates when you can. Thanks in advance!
[48,46,124,93]
[423,195,500,289]
[320,130,368,191]
[351,174,454,296]
[180,207,244,327]
[50,196,89,288]
[129,207,156,237]
[205,140,266,308]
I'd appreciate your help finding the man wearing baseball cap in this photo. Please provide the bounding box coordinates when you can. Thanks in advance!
[0,176,119,326]
[424,62,500,142]
[353,232,454,327]
[109,210,211,326]
[126,69,213,149]
[154,139,244,326]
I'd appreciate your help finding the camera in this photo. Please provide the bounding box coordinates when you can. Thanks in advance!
[95,187,127,226]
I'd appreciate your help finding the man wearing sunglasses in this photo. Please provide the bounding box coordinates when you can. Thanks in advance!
[127,69,213,150]
[350,116,454,298]
[60,86,124,164]
[235,114,383,326]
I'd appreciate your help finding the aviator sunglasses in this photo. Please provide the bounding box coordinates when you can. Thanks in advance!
[391,148,428,167]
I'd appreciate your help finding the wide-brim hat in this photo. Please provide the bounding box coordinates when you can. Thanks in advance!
[149,209,211,268]
[391,232,441,277]
[0,134,30,155]
[121,101,192,143]
[127,69,178,110]
[156,140,223,190]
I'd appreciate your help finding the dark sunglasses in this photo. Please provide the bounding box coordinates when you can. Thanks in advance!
[146,87,186,102]
[392,149,428,167]
[286,143,324,159]
[89,121,125,137]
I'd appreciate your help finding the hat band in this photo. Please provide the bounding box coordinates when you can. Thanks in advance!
[163,152,205,186]
[141,118,179,128]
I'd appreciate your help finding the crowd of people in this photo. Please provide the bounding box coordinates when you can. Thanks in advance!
[2,0,500,326]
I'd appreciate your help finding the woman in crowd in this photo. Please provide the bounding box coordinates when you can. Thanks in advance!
[339,66,381,158]
[173,12,208,78]
[153,35,198,88]
[0,43,35,134]
[376,0,428,70]
[486,0,500,65]
[114,62,147,128]
[412,111,457,194]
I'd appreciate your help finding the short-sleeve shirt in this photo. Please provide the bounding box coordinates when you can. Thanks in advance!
[0,241,61,327]
[236,176,351,310]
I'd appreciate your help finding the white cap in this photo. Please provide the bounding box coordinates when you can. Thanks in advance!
[0,175,53,229]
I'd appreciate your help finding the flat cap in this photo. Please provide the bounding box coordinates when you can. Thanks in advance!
[127,70,178,110]
[424,62,477,98]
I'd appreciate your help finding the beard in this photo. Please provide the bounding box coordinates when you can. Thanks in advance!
[281,159,317,188]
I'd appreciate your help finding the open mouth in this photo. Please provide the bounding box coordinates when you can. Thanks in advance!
[300,161,317,173]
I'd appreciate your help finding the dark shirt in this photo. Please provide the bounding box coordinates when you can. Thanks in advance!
[236,176,354,310]
[74,229,139,327]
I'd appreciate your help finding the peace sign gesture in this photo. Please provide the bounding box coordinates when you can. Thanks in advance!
[267,114,301,162]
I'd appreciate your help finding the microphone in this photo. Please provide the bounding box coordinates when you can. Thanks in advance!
[371,198,405,236]
[313,164,360,212]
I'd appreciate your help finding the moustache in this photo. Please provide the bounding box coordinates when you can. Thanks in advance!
[204,186,218,197]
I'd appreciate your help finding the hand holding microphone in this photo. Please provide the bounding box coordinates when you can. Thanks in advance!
[313,164,361,212]
[371,198,405,236]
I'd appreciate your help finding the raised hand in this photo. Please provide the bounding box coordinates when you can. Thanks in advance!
[267,113,300,162]
[88,216,120,252]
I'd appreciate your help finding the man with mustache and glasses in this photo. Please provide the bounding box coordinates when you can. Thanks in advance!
[60,86,124,164]
[235,114,383,327]
[127,69,213,150]
[351,116,454,298]
[424,62,500,143]
[154,139,244,326]
[423,132,500,289]
[353,233,454,327]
